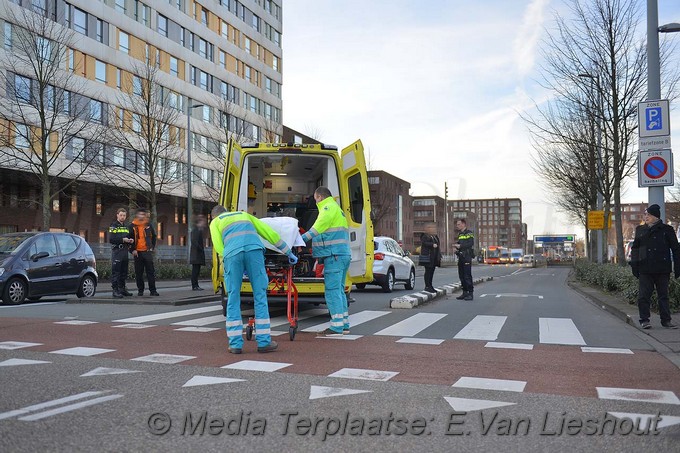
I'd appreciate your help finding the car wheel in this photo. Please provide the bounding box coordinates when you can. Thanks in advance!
[2,277,27,305]
[382,269,395,293]
[355,283,366,290]
[76,275,97,298]
[405,268,416,290]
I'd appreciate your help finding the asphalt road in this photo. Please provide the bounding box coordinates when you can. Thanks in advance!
[1,264,679,452]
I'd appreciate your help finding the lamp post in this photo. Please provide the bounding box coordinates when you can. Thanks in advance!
[578,72,604,264]
[649,0,680,220]
[186,98,204,263]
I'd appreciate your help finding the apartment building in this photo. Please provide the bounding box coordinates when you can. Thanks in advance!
[449,198,524,250]
[368,170,413,251]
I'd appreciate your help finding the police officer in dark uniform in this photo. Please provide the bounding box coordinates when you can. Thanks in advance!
[453,218,475,301]
[109,207,134,298]
[630,204,680,329]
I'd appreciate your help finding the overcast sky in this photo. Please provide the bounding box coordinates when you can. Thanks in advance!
[281,0,680,238]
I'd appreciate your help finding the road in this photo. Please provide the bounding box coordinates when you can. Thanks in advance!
[1,265,679,452]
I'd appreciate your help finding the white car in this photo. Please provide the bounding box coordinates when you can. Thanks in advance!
[355,237,416,293]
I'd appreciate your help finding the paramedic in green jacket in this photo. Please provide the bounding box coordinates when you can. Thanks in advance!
[210,205,297,354]
[301,187,352,336]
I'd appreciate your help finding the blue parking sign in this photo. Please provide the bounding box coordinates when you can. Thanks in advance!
[646,107,662,131]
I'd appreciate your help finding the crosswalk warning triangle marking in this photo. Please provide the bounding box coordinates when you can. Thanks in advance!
[309,385,372,400]
[182,375,246,387]
[608,412,680,429]
[444,397,516,412]
[80,367,142,377]
[0,358,51,367]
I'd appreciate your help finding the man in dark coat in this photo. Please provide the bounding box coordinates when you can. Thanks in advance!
[630,204,680,329]
[190,215,207,290]
[109,207,134,298]
[419,223,441,293]
[453,218,475,300]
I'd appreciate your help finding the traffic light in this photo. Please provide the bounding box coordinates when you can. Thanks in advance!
[444,182,448,200]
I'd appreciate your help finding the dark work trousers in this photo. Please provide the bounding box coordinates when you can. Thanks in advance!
[458,259,474,293]
[424,266,436,289]
[134,251,157,292]
[637,273,671,324]
[191,264,201,288]
[111,246,129,291]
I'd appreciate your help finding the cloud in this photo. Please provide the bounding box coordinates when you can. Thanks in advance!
[513,0,550,76]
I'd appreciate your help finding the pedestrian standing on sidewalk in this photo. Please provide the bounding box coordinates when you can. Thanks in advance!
[190,215,206,291]
[109,208,134,298]
[210,205,297,354]
[452,218,475,301]
[419,223,441,294]
[630,204,680,329]
[131,208,159,297]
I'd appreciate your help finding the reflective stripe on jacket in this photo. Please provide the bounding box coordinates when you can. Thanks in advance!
[301,197,351,258]
[209,211,291,259]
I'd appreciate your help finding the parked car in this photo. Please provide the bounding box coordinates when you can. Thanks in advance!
[0,232,98,305]
[355,237,416,293]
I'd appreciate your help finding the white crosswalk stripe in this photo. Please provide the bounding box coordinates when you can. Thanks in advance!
[113,306,222,324]
[454,315,507,341]
[375,313,447,337]
[301,310,390,333]
[539,318,586,346]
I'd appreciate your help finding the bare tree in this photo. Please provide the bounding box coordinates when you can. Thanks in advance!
[529,0,676,264]
[369,187,397,235]
[304,123,324,142]
[258,115,281,143]
[216,95,252,145]
[0,5,107,230]
[101,62,183,225]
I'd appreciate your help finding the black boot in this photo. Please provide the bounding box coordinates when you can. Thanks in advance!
[112,290,124,299]
[463,292,474,301]
[456,291,468,300]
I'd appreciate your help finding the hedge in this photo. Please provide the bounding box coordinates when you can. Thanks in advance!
[96,261,212,281]
[573,260,680,313]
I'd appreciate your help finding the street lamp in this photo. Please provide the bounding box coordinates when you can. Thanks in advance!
[186,98,204,263]
[647,0,680,220]
[578,71,604,264]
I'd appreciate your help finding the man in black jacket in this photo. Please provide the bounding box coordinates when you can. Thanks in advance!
[453,218,475,301]
[109,208,134,298]
[131,208,159,296]
[630,204,680,329]
[190,215,206,290]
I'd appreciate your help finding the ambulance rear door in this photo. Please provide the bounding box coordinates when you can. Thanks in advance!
[340,140,374,283]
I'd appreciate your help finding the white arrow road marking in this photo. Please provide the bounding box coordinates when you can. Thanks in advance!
[608,412,680,429]
[0,391,107,421]
[0,341,43,350]
[444,397,516,412]
[222,360,292,372]
[597,387,680,404]
[309,385,372,400]
[539,318,586,345]
[80,367,142,377]
[0,358,51,367]
[131,353,196,364]
[327,368,399,382]
[50,347,115,357]
[183,375,245,387]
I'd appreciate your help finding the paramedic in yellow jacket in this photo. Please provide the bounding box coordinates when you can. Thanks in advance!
[301,187,352,336]
[210,205,298,354]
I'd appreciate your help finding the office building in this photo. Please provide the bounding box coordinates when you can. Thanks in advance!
[368,170,413,251]
[449,198,524,250]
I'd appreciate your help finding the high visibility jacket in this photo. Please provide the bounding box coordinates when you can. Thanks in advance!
[456,228,475,261]
[108,221,133,247]
[209,211,291,259]
[301,197,350,258]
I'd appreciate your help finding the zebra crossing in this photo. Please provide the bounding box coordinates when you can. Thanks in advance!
[108,306,607,348]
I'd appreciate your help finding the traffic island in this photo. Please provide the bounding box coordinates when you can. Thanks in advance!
[390,276,493,309]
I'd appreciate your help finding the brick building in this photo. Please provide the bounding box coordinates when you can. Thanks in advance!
[368,170,413,251]
[448,198,524,251]
[412,195,448,253]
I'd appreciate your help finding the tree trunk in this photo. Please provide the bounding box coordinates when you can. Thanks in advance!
[41,177,51,231]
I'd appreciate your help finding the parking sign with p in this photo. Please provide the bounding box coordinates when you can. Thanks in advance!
[639,100,670,137]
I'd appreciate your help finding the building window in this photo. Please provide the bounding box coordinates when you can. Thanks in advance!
[119,31,129,54]
[199,71,208,90]
[96,19,104,43]
[73,7,87,35]
[3,23,12,50]
[245,37,251,53]
[116,68,121,88]
[14,124,29,148]
[15,75,31,103]
[31,0,46,15]
[133,76,143,95]
[219,50,226,67]
[201,9,208,26]
[95,195,102,215]
[158,14,168,37]
[170,57,178,76]
[95,60,106,83]
[115,0,126,13]
[70,194,78,214]
[251,14,259,31]
[132,113,141,132]
[272,56,278,71]
[90,100,103,123]
[52,199,60,212]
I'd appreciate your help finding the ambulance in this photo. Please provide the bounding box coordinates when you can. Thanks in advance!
[212,139,374,307]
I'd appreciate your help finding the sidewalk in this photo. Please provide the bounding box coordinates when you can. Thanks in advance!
[568,276,680,369]
[71,280,219,306]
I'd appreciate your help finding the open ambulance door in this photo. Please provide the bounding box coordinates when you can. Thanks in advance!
[340,139,374,284]
[212,139,243,293]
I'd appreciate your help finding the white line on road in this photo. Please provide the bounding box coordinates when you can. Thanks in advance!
[113,305,221,324]
[485,342,534,350]
[0,391,106,421]
[597,387,680,405]
[0,302,58,308]
[19,394,123,421]
[375,313,447,337]
[539,318,586,345]
[301,310,390,333]
[49,347,115,357]
[268,309,329,328]
[454,315,507,341]
[581,347,633,355]
[396,338,445,345]
[453,377,526,393]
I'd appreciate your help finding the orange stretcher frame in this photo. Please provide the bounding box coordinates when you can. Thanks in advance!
[245,265,299,341]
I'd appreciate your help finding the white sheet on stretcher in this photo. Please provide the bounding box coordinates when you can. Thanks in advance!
[257,217,305,253]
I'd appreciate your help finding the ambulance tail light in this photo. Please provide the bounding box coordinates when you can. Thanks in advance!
[374,253,385,261]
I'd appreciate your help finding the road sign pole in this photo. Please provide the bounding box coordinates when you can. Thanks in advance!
[647,0,666,220]
[596,78,604,264]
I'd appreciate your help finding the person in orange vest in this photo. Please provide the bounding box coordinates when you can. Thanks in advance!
[131,208,158,297]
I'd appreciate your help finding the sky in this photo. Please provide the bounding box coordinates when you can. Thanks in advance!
[281,0,680,239]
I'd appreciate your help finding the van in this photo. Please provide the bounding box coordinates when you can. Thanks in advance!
[212,139,374,305]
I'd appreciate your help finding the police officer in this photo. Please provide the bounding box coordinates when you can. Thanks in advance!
[453,218,475,301]
[109,208,134,298]
[209,205,297,354]
[301,187,351,336]
[630,204,680,329]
